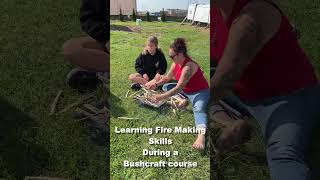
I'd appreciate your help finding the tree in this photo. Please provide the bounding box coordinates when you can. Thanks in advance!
[132,8,137,22]
[161,8,166,22]
[119,8,124,21]
[146,11,151,22]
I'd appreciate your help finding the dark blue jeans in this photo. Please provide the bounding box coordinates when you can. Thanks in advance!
[223,84,320,180]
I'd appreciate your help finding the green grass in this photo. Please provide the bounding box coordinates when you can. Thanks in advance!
[0,0,107,179]
[110,21,210,179]
[276,0,320,77]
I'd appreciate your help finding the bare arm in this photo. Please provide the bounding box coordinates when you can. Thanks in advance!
[155,63,176,86]
[210,1,281,102]
[162,63,195,98]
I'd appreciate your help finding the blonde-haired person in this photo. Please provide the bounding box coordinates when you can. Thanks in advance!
[129,36,167,90]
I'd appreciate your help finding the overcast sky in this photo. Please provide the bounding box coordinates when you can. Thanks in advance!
[137,0,210,12]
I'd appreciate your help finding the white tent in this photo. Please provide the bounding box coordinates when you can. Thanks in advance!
[187,4,197,20]
[182,3,210,25]
[193,4,210,23]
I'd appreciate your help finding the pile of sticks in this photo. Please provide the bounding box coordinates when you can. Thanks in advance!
[126,87,189,114]
[132,87,166,108]
[49,90,109,121]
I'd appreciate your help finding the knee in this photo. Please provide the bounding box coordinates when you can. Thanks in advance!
[129,73,139,80]
[267,142,305,164]
[162,83,176,92]
[162,84,171,92]
[129,74,135,80]
[62,38,80,61]
[193,104,206,114]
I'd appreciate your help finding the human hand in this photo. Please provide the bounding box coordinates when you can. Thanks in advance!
[151,94,164,103]
[143,74,149,81]
[154,73,161,81]
[145,81,157,90]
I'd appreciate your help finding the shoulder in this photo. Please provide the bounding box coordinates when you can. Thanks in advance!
[235,0,282,41]
[156,48,165,56]
[137,52,146,60]
[241,0,281,21]
[184,61,197,72]
[170,63,177,69]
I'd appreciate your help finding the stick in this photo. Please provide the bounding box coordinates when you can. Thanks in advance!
[219,100,242,118]
[173,100,178,110]
[142,87,148,94]
[83,104,99,114]
[76,113,97,122]
[125,90,130,98]
[49,90,63,115]
[117,117,141,120]
[56,94,95,115]
[24,177,69,180]
[129,90,141,98]
[76,108,105,122]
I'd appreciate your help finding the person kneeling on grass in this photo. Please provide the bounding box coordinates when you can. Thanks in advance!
[129,36,167,90]
[63,0,109,92]
[146,38,209,150]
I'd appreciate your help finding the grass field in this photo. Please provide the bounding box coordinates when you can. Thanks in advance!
[110,21,211,179]
[0,0,107,179]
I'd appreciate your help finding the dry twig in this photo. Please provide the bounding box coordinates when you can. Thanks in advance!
[49,90,63,115]
[56,94,95,115]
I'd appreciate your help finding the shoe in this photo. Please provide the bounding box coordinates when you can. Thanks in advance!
[131,83,141,91]
[96,72,109,90]
[66,68,100,93]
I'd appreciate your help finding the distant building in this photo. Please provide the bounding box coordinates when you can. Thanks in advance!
[138,11,163,16]
[110,0,137,15]
[153,12,161,16]
[137,11,148,15]
[166,9,188,17]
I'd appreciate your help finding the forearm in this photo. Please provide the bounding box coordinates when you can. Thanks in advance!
[156,75,171,86]
[162,86,183,99]
[210,62,237,102]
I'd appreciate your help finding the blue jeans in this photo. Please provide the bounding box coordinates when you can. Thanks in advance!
[162,83,210,129]
[221,84,320,180]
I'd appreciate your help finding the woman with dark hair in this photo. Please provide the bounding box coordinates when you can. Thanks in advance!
[210,0,320,179]
[63,0,109,92]
[147,38,210,150]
